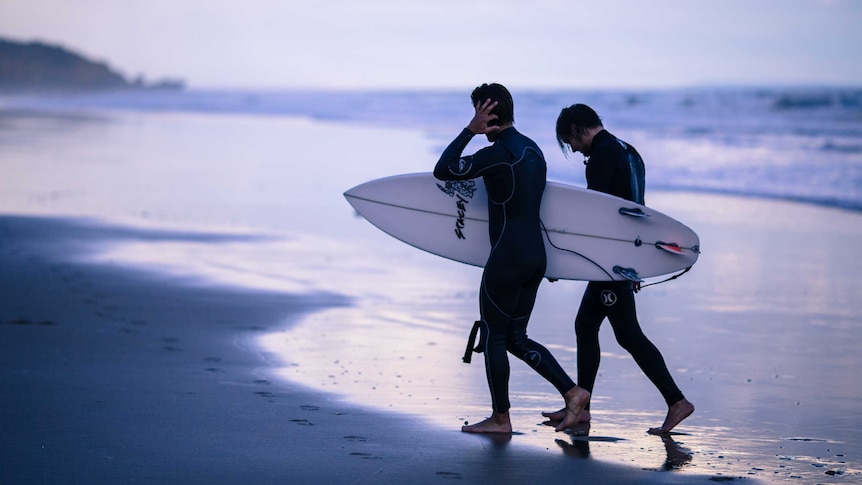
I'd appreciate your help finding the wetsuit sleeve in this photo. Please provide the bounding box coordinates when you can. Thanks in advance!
[434,128,508,181]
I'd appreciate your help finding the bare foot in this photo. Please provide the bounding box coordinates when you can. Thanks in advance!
[462,411,512,434]
[542,408,591,423]
[648,398,694,435]
[555,386,590,432]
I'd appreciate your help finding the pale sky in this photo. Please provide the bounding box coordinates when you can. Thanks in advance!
[1,0,860,90]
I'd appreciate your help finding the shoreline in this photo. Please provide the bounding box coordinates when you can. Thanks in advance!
[0,215,729,484]
[259,189,862,483]
[3,87,860,215]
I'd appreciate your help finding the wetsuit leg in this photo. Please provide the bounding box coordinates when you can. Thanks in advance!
[603,282,685,406]
[478,274,514,414]
[480,255,576,413]
[574,282,608,411]
[505,271,575,396]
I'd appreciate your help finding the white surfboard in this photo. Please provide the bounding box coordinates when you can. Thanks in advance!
[344,173,700,281]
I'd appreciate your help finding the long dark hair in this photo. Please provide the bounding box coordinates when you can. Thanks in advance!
[555,104,602,153]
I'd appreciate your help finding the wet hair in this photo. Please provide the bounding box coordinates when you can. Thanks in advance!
[471,83,514,126]
[555,104,602,153]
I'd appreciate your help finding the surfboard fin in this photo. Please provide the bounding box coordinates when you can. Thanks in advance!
[613,265,643,282]
[619,207,649,217]
[655,241,685,254]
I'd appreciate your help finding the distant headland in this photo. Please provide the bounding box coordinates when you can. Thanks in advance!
[0,37,185,93]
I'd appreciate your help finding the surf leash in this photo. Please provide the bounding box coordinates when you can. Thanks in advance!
[539,218,693,291]
[540,218,620,283]
[462,320,483,364]
[637,266,693,291]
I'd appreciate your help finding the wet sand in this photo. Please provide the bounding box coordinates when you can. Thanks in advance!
[2,108,860,483]
[1,215,729,484]
[262,190,862,483]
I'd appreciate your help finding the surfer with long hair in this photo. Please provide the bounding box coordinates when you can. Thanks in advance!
[544,103,694,435]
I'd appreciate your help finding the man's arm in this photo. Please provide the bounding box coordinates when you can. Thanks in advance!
[434,98,503,181]
[434,128,476,180]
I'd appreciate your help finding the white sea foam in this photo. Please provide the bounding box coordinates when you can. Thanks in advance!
[3,86,861,210]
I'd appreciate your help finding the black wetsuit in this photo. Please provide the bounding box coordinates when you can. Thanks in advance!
[576,130,684,409]
[435,127,575,414]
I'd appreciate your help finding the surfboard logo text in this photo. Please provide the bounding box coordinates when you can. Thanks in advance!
[454,194,468,239]
[436,180,476,199]
[436,181,475,240]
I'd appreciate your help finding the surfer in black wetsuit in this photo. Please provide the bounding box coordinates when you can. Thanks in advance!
[434,83,589,434]
[543,103,694,435]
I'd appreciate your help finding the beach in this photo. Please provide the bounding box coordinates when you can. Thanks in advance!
[2,106,860,484]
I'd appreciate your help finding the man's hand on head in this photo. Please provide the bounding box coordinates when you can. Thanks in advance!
[467,98,501,136]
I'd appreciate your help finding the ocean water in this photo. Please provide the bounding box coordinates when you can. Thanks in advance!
[3,86,861,211]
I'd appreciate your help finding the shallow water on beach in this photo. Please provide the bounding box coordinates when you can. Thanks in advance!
[259,190,862,483]
[2,110,861,483]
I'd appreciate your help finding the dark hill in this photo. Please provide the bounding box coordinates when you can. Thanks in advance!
[0,37,183,92]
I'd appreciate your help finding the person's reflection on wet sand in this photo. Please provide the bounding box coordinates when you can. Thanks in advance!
[553,422,594,458]
[555,437,591,458]
[659,434,693,470]
[551,422,692,471]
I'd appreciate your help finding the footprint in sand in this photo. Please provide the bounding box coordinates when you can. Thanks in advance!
[349,452,381,460]
[203,358,223,372]
[5,319,57,326]
[163,337,182,352]
[289,419,315,426]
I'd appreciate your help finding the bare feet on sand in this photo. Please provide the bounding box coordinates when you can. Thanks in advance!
[648,398,694,435]
[555,386,591,432]
[461,411,512,434]
[541,408,591,424]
